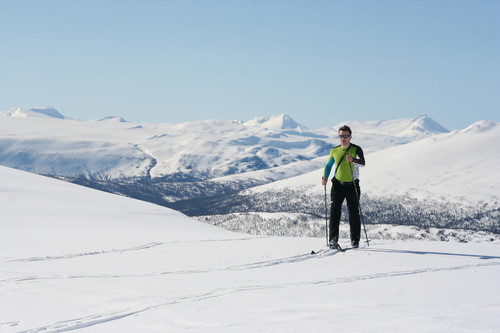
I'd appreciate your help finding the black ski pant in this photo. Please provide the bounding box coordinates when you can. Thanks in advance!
[329,178,361,245]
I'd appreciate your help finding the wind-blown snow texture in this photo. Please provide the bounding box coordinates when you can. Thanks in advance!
[1,165,499,332]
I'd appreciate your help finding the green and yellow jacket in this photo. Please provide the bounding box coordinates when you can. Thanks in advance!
[323,144,365,182]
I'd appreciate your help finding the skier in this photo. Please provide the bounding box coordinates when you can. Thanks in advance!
[322,125,365,249]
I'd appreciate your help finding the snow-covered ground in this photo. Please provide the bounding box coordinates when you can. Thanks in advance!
[1,165,499,332]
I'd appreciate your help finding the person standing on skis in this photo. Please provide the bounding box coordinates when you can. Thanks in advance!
[322,125,365,249]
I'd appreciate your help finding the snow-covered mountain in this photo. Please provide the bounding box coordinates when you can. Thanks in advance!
[330,114,449,138]
[243,113,306,131]
[5,106,66,119]
[1,165,499,332]
[0,107,447,181]
[313,114,451,154]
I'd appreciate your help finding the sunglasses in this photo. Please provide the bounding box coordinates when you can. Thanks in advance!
[338,135,351,138]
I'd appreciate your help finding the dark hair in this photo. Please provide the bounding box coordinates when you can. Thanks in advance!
[338,125,352,135]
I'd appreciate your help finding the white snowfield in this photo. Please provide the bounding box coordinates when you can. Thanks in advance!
[1,165,499,332]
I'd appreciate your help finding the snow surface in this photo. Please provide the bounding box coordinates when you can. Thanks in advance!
[1,165,499,332]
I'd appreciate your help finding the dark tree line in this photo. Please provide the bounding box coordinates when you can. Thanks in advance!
[59,176,499,234]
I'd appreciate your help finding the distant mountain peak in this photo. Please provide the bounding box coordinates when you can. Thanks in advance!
[462,120,496,133]
[6,106,65,119]
[406,114,449,134]
[244,114,305,131]
[97,116,129,123]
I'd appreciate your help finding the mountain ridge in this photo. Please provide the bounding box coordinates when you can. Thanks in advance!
[2,108,450,181]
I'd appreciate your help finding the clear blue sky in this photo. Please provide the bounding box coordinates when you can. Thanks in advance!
[1,0,498,130]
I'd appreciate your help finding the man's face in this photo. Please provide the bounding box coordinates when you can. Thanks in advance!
[338,130,351,145]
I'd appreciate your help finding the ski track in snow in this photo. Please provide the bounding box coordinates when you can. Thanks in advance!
[3,246,499,283]
[6,237,256,263]
[18,260,500,333]
[1,246,338,283]
[8,242,165,263]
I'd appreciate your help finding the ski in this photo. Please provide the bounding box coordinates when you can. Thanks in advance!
[332,243,346,252]
[310,243,360,255]
[310,246,345,255]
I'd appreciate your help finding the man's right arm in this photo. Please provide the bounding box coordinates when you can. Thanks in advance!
[322,154,335,185]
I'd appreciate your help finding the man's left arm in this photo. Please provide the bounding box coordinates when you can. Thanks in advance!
[352,146,365,165]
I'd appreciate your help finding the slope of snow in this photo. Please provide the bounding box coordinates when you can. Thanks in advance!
[1,166,499,332]
[0,166,232,254]
[0,117,155,179]
[362,120,500,205]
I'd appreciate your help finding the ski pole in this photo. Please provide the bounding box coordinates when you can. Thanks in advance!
[324,185,328,247]
[350,163,370,246]
[355,184,370,246]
